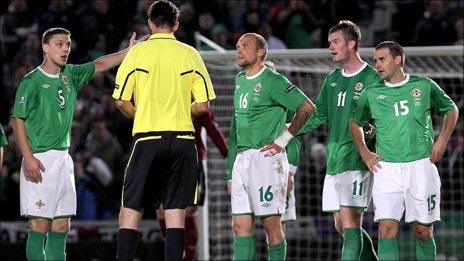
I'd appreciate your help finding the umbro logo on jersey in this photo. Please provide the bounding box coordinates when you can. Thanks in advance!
[18,96,26,104]
[42,83,50,89]
[330,82,338,87]
[235,85,240,89]
[262,202,271,208]
[376,95,387,100]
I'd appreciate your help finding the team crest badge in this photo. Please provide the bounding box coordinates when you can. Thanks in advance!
[253,83,262,93]
[412,88,422,97]
[355,82,363,91]
[35,199,45,209]
[61,75,69,85]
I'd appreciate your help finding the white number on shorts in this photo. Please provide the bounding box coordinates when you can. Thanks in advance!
[427,194,436,211]
[352,180,364,196]
[259,186,273,202]
[239,93,249,108]
[393,100,409,116]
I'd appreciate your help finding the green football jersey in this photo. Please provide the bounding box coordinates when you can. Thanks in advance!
[226,66,308,179]
[0,125,7,147]
[12,63,95,153]
[299,63,380,175]
[352,74,456,163]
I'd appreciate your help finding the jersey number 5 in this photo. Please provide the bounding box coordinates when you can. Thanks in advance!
[57,89,66,107]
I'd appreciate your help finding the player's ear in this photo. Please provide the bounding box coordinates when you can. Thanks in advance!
[257,48,265,60]
[148,19,155,32]
[394,55,402,66]
[172,21,179,33]
[42,43,49,55]
[348,40,356,51]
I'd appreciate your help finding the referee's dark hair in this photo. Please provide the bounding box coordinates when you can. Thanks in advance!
[147,0,179,28]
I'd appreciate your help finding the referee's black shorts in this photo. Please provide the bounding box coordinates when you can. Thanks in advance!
[122,131,199,210]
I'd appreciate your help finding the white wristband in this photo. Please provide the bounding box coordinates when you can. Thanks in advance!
[274,129,294,148]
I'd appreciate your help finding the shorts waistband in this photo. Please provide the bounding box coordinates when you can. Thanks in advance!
[134,131,195,141]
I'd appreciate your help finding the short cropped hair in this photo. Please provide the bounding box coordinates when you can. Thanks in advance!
[242,33,268,61]
[329,20,361,50]
[147,0,179,28]
[42,27,71,44]
[375,41,405,67]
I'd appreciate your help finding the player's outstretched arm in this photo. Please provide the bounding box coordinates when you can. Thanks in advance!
[12,118,45,183]
[94,32,149,74]
[349,120,381,172]
[430,106,458,163]
[261,100,315,156]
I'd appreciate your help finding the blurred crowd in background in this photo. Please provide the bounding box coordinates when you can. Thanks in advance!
[0,0,462,220]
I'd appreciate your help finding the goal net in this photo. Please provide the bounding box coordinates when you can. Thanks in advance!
[201,46,463,260]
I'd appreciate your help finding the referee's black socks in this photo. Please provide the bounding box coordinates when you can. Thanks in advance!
[116,228,140,261]
[166,228,186,261]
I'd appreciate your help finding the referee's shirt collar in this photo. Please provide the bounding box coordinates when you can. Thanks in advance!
[149,33,176,40]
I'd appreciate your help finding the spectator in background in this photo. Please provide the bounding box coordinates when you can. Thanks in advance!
[454,17,464,45]
[0,0,37,60]
[74,158,99,220]
[85,119,124,181]
[259,22,287,49]
[176,2,197,46]
[211,24,234,50]
[413,0,456,46]
[275,0,316,49]
[38,0,73,35]
[198,11,215,39]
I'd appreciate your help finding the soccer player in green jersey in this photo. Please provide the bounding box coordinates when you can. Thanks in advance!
[350,41,458,261]
[11,27,146,261]
[298,20,380,260]
[227,33,315,260]
[0,125,7,171]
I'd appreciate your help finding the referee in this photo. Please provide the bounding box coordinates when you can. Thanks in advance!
[112,1,216,260]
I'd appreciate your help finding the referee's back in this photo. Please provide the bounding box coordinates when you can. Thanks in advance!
[113,33,215,136]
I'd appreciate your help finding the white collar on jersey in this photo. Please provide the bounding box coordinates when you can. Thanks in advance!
[341,62,368,77]
[38,66,60,78]
[246,66,266,80]
[385,74,410,88]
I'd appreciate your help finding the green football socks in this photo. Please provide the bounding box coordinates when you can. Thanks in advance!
[26,230,46,261]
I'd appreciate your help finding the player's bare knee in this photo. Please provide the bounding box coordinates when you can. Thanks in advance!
[414,224,433,241]
[262,217,284,245]
[333,213,343,234]
[51,218,70,233]
[378,220,399,238]
[232,220,252,236]
[29,219,51,233]
[118,207,142,229]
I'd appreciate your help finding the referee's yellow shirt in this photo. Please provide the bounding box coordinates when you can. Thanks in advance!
[113,33,216,135]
